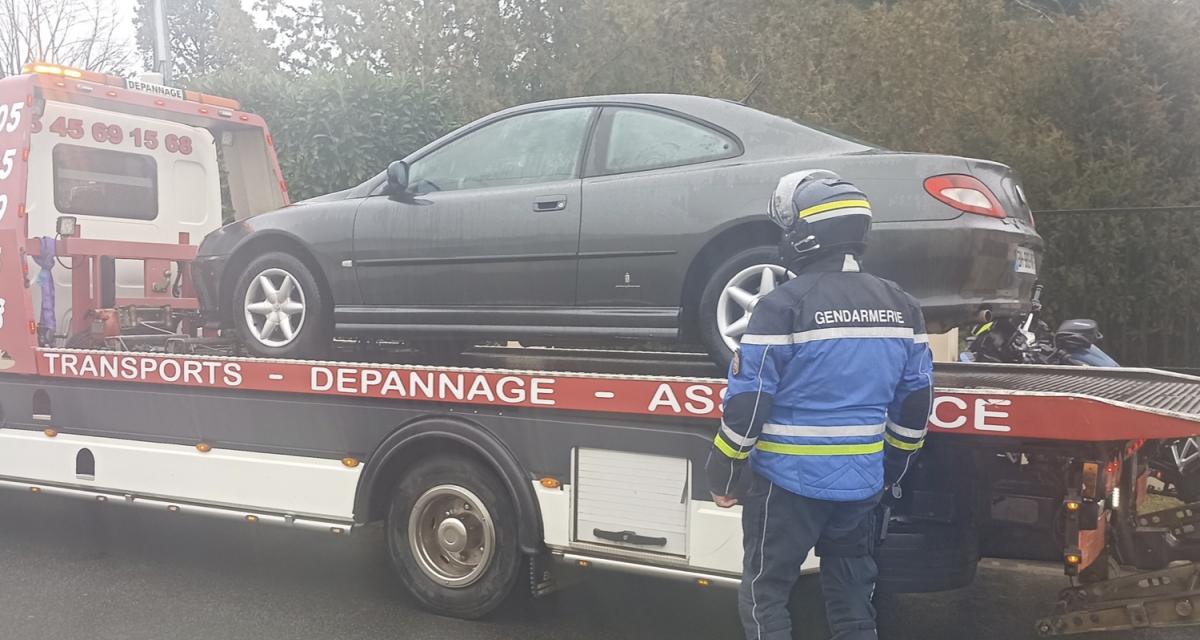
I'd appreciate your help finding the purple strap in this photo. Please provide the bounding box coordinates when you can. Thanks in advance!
[32,236,56,335]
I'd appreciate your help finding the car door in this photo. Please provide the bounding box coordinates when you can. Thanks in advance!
[352,106,595,311]
[578,106,742,309]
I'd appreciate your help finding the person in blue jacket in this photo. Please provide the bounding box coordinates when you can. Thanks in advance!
[707,169,933,640]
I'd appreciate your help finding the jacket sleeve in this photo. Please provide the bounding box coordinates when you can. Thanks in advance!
[883,298,934,486]
[705,296,797,497]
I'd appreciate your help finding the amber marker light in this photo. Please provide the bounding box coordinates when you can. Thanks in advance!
[1065,500,1081,512]
[29,486,40,493]
[245,515,259,523]
[696,579,711,587]
[540,477,560,489]
[341,457,359,468]
[577,560,590,568]
[196,442,211,453]
[1065,553,1082,566]
[43,429,57,437]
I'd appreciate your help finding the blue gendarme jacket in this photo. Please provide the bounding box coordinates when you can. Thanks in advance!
[706,253,934,502]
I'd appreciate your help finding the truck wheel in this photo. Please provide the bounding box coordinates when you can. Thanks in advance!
[698,245,789,370]
[231,252,327,359]
[386,454,522,619]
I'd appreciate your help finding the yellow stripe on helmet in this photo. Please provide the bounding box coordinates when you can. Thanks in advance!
[795,199,872,220]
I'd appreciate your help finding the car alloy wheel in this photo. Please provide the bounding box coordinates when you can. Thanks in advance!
[408,484,497,589]
[715,263,792,352]
[242,267,307,348]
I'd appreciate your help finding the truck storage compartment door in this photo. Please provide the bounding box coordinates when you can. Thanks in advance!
[574,448,689,557]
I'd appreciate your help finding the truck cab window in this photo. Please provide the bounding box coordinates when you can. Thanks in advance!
[52,144,158,220]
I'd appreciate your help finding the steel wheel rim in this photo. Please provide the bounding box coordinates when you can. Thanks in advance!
[408,484,496,588]
[716,263,793,353]
[243,267,306,348]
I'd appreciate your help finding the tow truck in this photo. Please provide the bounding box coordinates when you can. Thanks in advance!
[1,62,1199,636]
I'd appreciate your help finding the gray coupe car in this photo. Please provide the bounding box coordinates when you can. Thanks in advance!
[193,94,1043,365]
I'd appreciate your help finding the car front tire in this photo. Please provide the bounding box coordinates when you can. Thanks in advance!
[231,251,328,359]
[698,245,789,370]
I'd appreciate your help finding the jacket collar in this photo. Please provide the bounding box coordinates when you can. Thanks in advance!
[797,253,861,274]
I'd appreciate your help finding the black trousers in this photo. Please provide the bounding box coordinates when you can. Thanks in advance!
[739,472,882,640]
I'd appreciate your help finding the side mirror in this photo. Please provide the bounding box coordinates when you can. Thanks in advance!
[386,160,409,195]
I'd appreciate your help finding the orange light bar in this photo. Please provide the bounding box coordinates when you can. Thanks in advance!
[23,61,108,85]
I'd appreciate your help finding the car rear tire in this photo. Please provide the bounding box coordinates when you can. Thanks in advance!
[231,251,328,359]
[698,245,789,370]
[386,454,523,619]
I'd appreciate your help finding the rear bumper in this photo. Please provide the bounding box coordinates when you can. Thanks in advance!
[869,216,1042,333]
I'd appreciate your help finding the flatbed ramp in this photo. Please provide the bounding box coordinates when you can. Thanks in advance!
[935,362,1200,419]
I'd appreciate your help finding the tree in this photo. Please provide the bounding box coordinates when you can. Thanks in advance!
[134,0,277,82]
[0,0,132,76]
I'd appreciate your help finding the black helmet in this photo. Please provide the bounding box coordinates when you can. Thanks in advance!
[768,170,872,270]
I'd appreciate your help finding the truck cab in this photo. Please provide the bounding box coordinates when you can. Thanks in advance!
[27,98,222,329]
[0,62,288,350]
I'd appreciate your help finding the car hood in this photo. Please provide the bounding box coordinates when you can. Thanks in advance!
[294,187,357,204]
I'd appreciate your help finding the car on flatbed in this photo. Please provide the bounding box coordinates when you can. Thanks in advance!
[192,94,1043,365]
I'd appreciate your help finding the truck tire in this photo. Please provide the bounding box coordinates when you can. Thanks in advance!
[698,245,789,370]
[874,521,979,594]
[386,454,522,619]
[231,251,328,359]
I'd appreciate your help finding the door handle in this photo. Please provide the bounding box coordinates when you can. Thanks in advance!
[592,528,668,547]
[533,195,567,212]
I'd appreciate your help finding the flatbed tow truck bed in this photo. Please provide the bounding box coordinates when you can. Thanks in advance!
[1,63,1199,637]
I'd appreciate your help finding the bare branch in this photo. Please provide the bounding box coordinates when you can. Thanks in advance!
[0,0,132,77]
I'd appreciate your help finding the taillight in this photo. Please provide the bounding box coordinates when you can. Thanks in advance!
[923,174,1007,218]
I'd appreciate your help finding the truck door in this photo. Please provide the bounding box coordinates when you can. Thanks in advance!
[351,107,594,311]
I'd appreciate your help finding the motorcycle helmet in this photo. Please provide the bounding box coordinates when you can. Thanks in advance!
[768,169,873,270]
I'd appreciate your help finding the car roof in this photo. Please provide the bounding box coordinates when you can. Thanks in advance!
[458,93,870,157]
[348,93,874,196]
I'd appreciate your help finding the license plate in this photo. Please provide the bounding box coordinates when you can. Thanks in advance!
[1014,246,1037,275]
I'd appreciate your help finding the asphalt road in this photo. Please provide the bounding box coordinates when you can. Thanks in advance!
[0,490,1192,640]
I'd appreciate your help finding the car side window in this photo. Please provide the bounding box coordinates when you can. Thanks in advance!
[407,108,593,193]
[599,108,737,175]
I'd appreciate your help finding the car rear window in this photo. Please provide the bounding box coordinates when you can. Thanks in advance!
[599,108,738,175]
[52,144,158,220]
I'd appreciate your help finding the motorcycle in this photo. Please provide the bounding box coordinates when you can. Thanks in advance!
[961,284,1200,503]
